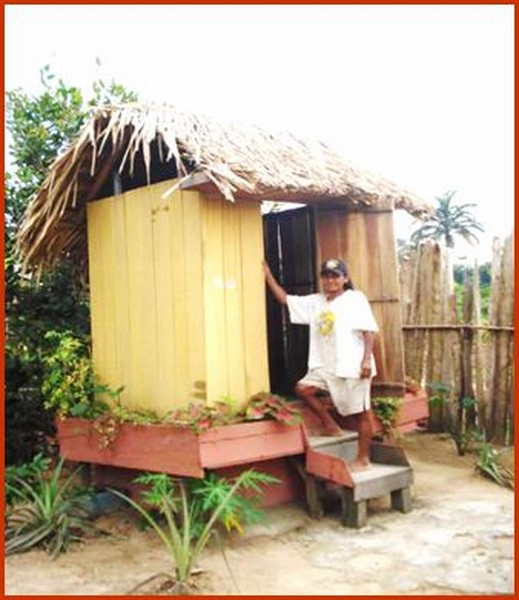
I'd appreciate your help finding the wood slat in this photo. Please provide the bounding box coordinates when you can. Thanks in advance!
[239,202,270,398]
[314,207,405,394]
[181,191,207,402]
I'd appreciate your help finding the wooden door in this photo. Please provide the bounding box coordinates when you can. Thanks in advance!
[314,206,406,397]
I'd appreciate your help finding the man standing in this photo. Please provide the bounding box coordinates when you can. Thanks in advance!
[263,258,378,471]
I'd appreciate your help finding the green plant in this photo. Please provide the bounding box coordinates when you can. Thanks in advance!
[410,190,484,249]
[5,66,137,464]
[476,442,514,490]
[427,381,481,456]
[42,330,121,419]
[5,453,52,506]
[5,458,94,558]
[111,469,279,593]
[168,396,241,433]
[427,380,452,407]
[371,396,403,438]
[168,393,301,433]
[91,398,162,449]
[242,392,302,426]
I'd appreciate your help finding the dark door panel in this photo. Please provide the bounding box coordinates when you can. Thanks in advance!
[263,207,317,395]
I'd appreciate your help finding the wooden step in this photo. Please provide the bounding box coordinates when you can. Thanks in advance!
[351,462,413,502]
[307,430,358,449]
[303,439,414,527]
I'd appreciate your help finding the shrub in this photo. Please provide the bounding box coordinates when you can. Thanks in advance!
[42,330,121,419]
[371,396,403,438]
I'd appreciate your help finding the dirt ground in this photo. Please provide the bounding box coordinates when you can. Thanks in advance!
[5,432,515,596]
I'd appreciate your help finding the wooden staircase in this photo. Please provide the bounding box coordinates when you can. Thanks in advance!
[298,429,414,527]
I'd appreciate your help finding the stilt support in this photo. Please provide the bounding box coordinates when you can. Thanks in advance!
[339,487,367,528]
[391,486,412,513]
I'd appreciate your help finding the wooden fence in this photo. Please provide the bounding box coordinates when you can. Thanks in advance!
[399,236,514,444]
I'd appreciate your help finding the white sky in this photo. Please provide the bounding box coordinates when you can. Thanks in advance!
[5,4,514,262]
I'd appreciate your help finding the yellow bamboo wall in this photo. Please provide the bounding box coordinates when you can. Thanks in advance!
[87,180,269,414]
[314,206,406,396]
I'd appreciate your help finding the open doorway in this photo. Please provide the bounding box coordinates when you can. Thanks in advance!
[263,206,317,396]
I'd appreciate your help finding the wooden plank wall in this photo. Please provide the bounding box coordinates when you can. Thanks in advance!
[313,207,405,396]
[87,181,269,414]
[201,195,270,404]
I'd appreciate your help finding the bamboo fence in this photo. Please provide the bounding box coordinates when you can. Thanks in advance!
[400,236,514,444]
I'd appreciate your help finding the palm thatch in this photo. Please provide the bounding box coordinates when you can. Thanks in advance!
[16,103,433,275]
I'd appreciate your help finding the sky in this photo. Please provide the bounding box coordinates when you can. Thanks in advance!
[5,4,514,262]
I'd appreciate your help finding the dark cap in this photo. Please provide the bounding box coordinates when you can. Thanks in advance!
[320,258,347,277]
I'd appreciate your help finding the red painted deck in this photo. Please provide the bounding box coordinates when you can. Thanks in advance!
[57,390,428,506]
[56,418,306,478]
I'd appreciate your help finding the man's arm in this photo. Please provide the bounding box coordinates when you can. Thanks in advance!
[360,331,375,378]
[262,261,287,305]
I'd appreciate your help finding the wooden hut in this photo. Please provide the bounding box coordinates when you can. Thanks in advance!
[17,104,432,415]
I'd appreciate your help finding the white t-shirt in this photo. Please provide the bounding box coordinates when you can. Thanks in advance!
[286,290,379,379]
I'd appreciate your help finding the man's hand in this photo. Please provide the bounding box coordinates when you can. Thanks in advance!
[262,260,287,305]
[360,358,372,379]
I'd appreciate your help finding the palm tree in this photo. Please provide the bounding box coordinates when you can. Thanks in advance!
[410,191,484,248]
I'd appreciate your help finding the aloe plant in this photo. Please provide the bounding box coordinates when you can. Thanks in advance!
[476,442,514,490]
[5,453,52,506]
[111,469,279,593]
[5,458,94,558]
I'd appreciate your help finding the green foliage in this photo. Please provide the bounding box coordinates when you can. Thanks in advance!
[5,453,52,506]
[41,330,121,419]
[169,396,241,433]
[5,66,137,464]
[371,396,403,438]
[5,458,94,559]
[476,442,514,490]
[426,381,482,456]
[453,262,491,323]
[5,263,90,463]
[410,190,484,249]
[168,393,302,433]
[111,469,279,591]
[90,401,161,450]
[426,380,452,408]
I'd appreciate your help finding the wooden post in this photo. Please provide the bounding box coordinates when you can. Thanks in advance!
[339,487,368,528]
[486,235,514,444]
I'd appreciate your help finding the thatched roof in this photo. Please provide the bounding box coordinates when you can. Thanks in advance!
[17,104,433,274]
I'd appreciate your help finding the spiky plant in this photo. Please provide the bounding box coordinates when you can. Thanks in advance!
[5,458,94,558]
[111,469,279,593]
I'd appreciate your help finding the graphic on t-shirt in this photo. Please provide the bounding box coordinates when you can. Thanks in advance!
[317,309,335,336]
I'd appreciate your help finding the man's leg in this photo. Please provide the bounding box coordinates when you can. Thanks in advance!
[350,409,373,471]
[295,384,343,436]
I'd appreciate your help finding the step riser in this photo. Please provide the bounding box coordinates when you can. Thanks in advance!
[316,441,359,462]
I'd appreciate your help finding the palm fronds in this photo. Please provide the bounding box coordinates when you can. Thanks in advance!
[16,104,432,276]
[410,190,484,248]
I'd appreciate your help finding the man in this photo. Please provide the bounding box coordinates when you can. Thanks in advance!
[263,258,378,471]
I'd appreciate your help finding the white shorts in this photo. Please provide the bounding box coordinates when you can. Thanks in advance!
[297,367,371,416]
